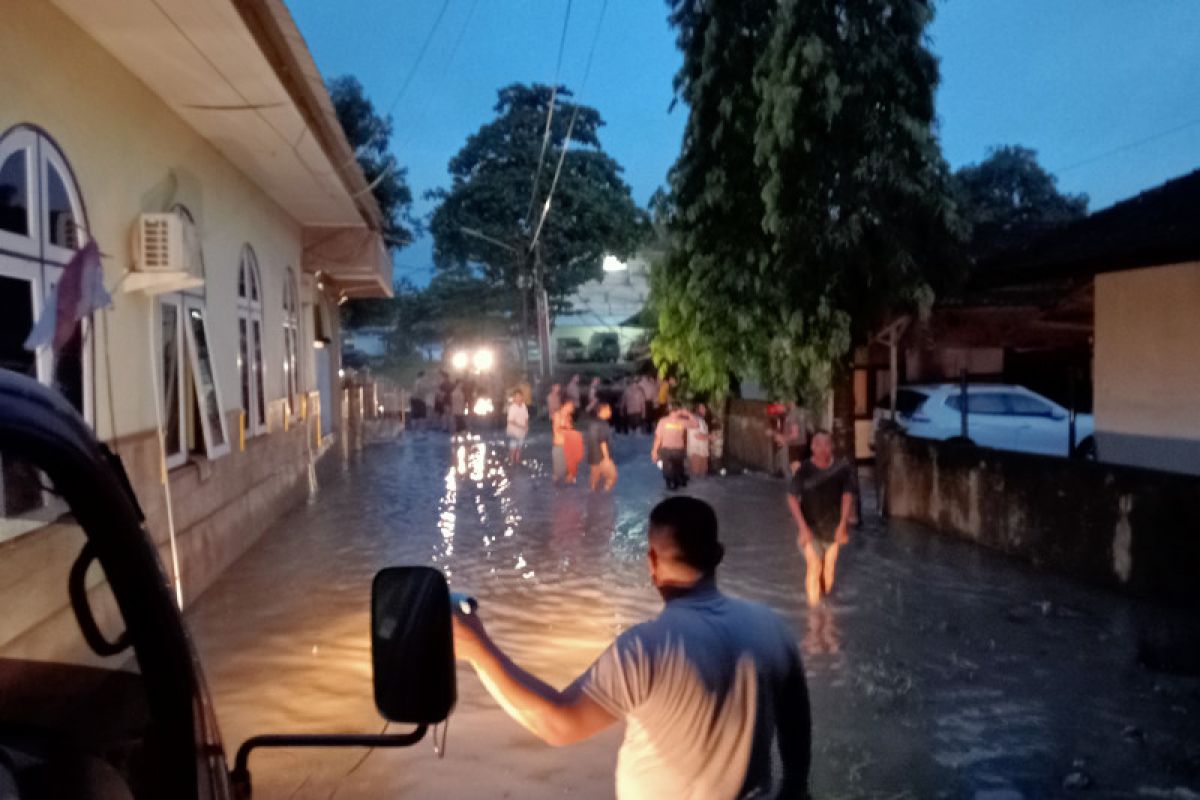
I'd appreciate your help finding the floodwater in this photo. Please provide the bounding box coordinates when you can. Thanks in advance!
[186,425,1200,799]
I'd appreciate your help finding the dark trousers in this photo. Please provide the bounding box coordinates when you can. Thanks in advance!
[661,448,687,489]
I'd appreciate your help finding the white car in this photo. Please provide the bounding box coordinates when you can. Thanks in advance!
[874,383,1095,458]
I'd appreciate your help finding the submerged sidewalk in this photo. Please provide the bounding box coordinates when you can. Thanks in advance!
[186,429,1200,798]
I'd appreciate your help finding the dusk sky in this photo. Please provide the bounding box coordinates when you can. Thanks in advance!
[289,1,1200,285]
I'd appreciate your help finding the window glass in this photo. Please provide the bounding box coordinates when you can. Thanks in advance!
[1007,394,1054,417]
[161,303,182,459]
[46,164,78,250]
[186,306,228,455]
[0,274,35,377]
[946,392,1007,415]
[0,151,29,237]
[238,318,250,419]
[54,323,84,413]
[252,320,266,427]
[878,389,928,415]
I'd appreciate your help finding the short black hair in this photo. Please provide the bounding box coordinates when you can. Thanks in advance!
[649,496,725,574]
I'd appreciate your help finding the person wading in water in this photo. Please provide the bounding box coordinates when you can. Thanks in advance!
[786,430,854,606]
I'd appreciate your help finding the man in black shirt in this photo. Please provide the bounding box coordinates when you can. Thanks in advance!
[786,430,854,606]
[587,404,618,492]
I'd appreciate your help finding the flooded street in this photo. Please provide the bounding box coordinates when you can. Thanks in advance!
[187,426,1200,799]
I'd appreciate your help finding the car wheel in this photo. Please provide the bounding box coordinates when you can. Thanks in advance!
[1074,436,1097,461]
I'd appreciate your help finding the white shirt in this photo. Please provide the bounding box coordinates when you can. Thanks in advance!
[576,582,808,799]
[506,402,529,439]
[688,418,710,457]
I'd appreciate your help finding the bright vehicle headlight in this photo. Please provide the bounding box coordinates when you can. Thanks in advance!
[472,348,494,372]
[451,351,470,371]
[473,397,494,416]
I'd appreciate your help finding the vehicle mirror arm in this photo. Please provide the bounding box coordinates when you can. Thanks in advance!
[230,726,428,797]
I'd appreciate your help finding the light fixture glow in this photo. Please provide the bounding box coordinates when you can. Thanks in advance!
[602,255,627,272]
[451,351,470,371]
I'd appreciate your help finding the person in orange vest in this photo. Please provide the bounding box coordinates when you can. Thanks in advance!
[552,399,577,485]
[651,402,695,490]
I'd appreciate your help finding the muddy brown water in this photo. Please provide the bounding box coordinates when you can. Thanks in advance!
[186,427,1200,799]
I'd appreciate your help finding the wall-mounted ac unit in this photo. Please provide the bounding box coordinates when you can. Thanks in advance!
[133,213,185,273]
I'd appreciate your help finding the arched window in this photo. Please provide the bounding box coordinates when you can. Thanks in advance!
[1,124,89,525]
[0,124,89,418]
[282,267,301,418]
[237,246,267,436]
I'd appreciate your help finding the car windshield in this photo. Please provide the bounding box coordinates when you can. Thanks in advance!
[878,389,929,415]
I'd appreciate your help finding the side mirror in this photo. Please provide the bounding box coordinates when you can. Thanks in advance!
[371,567,456,724]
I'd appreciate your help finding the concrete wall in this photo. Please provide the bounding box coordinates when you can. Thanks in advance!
[877,430,1200,605]
[1095,262,1200,475]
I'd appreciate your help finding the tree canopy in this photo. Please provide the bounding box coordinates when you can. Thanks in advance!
[652,0,964,402]
[328,75,415,250]
[953,145,1088,256]
[428,83,649,301]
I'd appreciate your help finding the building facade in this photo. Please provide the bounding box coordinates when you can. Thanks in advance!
[1,0,390,662]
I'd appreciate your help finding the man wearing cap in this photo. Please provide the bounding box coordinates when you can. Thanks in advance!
[452,496,811,799]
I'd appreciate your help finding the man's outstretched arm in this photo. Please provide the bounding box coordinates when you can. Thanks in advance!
[453,612,617,747]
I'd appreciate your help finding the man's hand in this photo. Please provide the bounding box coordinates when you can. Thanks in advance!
[452,609,489,663]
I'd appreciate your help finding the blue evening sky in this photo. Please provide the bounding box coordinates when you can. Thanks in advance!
[288,1,1200,285]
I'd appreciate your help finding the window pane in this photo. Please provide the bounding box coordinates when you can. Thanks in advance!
[46,165,79,250]
[162,304,182,458]
[0,452,41,520]
[1007,394,1053,417]
[187,307,226,450]
[947,392,1006,415]
[0,275,35,377]
[0,151,29,237]
[239,317,250,420]
[53,323,84,413]
[238,263,246,299]
[252,320,265,427]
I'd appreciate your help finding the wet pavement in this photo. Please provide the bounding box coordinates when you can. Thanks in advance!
[187,425,1200,799]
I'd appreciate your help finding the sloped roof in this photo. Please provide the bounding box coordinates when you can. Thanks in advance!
[980,168,1200,286]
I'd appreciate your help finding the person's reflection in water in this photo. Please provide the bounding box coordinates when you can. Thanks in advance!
[452,497,812,799]
[802,605,841,657]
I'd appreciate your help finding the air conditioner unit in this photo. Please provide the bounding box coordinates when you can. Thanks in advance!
[133,213,185,273]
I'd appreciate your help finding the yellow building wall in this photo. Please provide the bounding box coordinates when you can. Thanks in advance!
[1,0,307,443]
[1095,261,1200,474]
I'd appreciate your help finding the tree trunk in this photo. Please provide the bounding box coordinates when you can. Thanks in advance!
[831,359,856,463]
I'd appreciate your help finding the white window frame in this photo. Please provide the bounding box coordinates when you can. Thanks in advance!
[183,302,230,459]
[157,294,187,468]
[237,246,267,436]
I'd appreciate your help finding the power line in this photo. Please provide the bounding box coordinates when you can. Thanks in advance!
[525,0,576,230]
[1054,116,1200,174]
[384,0,454,117]
[529,0,610,252]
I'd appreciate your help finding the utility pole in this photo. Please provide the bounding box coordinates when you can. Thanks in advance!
[533,241,552,381]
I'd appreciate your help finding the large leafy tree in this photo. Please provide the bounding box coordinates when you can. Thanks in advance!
[653,0,964,405]
[953,145,1088,256]
[328,75,415,250]
[428,84,648,301]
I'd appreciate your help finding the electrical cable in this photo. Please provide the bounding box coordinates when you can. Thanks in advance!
[525,0,576,229]
[529,0,610,252]
[384,0,455,118]
[1053,116,1200,174]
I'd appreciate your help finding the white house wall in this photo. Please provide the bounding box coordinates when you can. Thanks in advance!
[3,0,310,442]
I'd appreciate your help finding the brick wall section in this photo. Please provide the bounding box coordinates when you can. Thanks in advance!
[876,429,1200,605]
